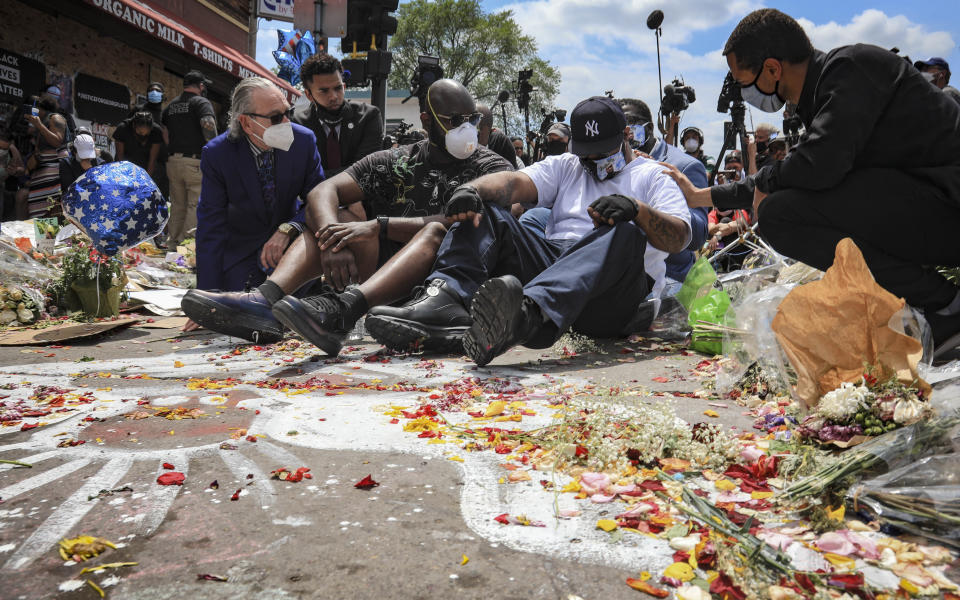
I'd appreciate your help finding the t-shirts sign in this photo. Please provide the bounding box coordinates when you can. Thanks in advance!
[75,72,130,125]
[0,48,45,103]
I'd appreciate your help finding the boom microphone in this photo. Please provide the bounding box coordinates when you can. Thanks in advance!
[497,90,510,103]
[646,9,664,30]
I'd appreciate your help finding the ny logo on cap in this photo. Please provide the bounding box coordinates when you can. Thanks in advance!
[584,120,599,137]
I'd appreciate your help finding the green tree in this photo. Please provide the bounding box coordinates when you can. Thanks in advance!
[388,0,561,139]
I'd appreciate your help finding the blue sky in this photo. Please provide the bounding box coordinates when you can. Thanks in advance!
[256,1,959,150]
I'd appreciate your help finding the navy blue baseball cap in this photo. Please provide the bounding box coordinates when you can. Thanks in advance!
[915,57,950,73]
[569,96,626,156]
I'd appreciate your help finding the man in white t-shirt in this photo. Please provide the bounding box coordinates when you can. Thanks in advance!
[365,96,692,365]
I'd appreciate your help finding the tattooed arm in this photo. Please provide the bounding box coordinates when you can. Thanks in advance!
[470,171,538,208]
[200,115,217,142]
[633,202,690,254]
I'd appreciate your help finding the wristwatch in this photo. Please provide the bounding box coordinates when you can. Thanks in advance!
[278,222,299,238]
[377,215,389,241]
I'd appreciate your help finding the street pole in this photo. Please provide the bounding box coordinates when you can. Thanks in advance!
[247,0,258,57]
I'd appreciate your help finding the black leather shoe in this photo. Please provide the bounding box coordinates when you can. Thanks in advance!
[271,293,348,356]
[463,275,542,366]
[181,289,284,344]
[365,279,471,353]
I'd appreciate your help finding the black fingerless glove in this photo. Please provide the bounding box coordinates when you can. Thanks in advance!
[444,185,484,217]
[589,194,638,224]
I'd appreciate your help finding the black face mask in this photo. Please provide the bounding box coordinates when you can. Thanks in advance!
[544,140,568,156]
[757,140,769,155]
[316,102,346,125]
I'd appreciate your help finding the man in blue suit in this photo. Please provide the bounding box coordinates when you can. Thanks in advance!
[619,98,709,284]
[195,77,324,293]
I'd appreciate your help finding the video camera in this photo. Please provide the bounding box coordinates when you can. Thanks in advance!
[661,78,696,115]
[403,55,444,109]
[538,108,566,133]
[383,120,424,149]
[711,72,748,186]
[782,103,802,147]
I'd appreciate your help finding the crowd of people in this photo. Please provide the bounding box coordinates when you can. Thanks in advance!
[3,8,959,364]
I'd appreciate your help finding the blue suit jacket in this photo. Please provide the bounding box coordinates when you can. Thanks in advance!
[650,139,710,282]
[196,124,324,291]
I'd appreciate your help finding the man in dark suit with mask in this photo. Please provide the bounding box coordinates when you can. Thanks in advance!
[291,53,383,178]
[192,77,323,295]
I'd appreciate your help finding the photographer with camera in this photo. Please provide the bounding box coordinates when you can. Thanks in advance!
[701,8,960,356]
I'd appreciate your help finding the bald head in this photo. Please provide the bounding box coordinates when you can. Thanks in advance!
[422,79,475,122]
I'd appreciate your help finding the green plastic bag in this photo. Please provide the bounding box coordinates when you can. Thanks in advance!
[676,257,717,311]
[688,287,731,355]
[676,257,731,355]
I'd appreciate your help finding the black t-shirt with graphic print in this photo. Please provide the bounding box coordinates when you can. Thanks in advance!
[345,140,512,218]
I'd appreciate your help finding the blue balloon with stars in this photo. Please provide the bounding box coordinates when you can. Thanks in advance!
[62,161,169,257]
[272,29,316,86]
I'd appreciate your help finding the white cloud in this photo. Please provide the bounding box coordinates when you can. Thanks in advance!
[798,9,955,61]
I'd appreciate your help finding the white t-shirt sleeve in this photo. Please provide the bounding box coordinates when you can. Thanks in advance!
[643,167,693,248]
[521,155,569,209]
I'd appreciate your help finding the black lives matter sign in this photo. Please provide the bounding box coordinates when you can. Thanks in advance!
[75,72,130,125]
[0,48,46,103]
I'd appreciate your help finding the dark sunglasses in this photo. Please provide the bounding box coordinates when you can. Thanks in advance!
[435,112,482,128]
[245,106,294,125]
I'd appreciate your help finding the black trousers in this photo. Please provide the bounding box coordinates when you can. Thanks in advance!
[758,168,960,310]
[430,203,651,337]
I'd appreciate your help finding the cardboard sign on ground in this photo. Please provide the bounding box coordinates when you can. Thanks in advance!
[0,319,137,346]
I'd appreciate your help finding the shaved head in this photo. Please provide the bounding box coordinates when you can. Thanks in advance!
[424,79,475,117]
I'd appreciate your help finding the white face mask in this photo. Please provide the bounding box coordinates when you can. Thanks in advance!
[921,71,937,84]
[683,138,700,153]
[251,120,294,151]
[444,122,478,160]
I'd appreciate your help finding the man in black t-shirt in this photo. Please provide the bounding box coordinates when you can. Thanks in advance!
[112,112,163,177]
[477,104,519,168]
[162,70,217,245]
[182,79,511,355]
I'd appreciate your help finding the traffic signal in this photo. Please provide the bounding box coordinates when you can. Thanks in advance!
[517,69,534,111]
[340,0,399,54]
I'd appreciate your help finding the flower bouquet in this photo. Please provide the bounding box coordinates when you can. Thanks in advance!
[48,241,126,318]
[794,373,932,445]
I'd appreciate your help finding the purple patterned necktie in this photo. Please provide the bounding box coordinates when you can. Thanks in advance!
[256,150,276,213]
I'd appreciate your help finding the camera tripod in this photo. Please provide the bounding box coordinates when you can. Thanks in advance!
[710,100,749,186]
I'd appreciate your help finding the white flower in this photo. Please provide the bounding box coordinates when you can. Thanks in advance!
[669,533,701,552]
[677,585,712,600]
[893,397,924,424]
[817,382,873,420]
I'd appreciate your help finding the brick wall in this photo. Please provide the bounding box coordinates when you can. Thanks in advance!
[0,2,181,106]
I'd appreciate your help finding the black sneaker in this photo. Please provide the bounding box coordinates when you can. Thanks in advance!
[181,289,284,344]
[271,292,348,356]
[925,309,960,359]
[365,279,471,353]
[463,275,542,367]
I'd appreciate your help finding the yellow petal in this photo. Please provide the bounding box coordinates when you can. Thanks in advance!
[596,519,619,532]
[460,554,469,566]
[750,491,774,500]
[639,571,652,581]
[173,361,184,368]
[561,480,581,493]
[484,401,507,417]
[827,505,846,521]
[899,578,919,595]
[703,410,719,418]
[663,562,695,582]
[448,455,464,463]
[714,479,737,491]
[823,553,856,570]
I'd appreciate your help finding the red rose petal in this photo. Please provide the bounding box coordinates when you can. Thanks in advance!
[354,474,379,490]
[157,472,186,486]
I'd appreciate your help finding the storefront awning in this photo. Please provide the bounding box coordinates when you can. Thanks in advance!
[81,0,300,102]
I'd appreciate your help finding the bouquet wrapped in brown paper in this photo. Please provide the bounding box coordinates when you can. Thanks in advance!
[771,238,930,409]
